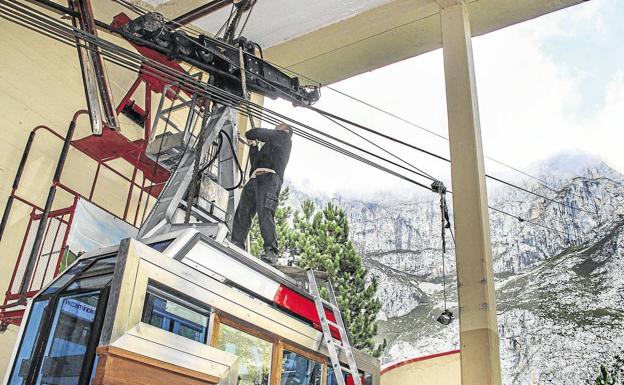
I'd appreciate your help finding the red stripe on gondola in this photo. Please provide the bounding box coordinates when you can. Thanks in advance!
[274,285,342,340]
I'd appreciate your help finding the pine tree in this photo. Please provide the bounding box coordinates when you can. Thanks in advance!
[290,200,385,357]
[588,355,623,385]
[593,365,618,385]
[248,197,385,356]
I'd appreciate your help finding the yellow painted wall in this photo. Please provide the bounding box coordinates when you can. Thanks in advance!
[0,5,188,378]
[0,2,255,377]
[380,351,461,385]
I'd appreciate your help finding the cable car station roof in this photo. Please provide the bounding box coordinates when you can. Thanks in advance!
[136,0,585,84]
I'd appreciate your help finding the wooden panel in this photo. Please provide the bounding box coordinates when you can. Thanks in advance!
[209,313,221,347]
[216,309,329,385]
[93,345,220,385]
[322,360,328,385]
[218,311,279,343]
[215,312,282,384]
[281,339,326,364]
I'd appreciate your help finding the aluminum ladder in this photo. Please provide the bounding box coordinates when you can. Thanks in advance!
[306,270,362,385]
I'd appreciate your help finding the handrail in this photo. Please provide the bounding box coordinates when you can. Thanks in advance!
[0,110,166,321]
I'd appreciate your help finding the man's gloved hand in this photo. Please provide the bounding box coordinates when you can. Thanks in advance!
[238,134,257,147]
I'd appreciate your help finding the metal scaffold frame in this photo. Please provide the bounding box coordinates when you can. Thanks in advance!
[0,113,164,325]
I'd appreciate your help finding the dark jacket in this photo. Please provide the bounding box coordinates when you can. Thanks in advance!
[246,128,292,181]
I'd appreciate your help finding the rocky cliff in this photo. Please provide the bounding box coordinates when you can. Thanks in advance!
[288,153,624,384]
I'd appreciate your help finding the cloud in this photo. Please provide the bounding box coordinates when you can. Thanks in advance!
[472,13,583,170]
[589,70,624,171]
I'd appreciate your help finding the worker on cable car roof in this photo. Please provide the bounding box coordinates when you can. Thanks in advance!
[231,123,293,264]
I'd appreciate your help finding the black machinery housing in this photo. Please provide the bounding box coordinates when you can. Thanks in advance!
[113,12,320,106]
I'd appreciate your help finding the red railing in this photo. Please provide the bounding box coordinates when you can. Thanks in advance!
[8,204,76,299]
[0,24,189,326]
[0,116,168,326]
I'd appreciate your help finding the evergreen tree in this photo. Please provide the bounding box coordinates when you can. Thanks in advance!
[290,200,385,357]
[588,355,623,385]
[593,365,618,385]
[248,196,385,357]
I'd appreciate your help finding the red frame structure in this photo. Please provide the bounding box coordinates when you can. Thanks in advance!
[0,123,166,326]
[274,285,341,340]
[380,350,461,376]
[1,202,76,326]
[71,12,193,200]
[1,13,199,326]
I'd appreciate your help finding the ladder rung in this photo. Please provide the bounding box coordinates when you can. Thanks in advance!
[307,270,361,384]
[320,298,337,310]
[326,320,343,331]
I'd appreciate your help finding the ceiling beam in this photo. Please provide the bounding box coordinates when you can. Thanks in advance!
[264,0,585,85]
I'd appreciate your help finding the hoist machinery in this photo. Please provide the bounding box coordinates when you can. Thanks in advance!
[0,3,376,385]
[0,0,320,326]
[107,3,320,239]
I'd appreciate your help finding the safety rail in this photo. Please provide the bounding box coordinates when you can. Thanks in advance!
[0,113,166,326]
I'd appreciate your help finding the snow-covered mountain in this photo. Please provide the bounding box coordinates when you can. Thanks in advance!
[288,152,624,385]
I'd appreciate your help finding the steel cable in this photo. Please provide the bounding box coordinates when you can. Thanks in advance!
[0,2,587,240]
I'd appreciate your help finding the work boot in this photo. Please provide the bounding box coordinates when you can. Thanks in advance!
[261,249,279,265]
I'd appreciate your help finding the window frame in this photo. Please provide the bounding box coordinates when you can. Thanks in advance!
[141,283,213,344]
[214,312,279,385]
[5,299,50,385]
[280,341,327,385]
[8,253,113,385]
[213,317,276,385]
[34,290,107,385]
[212,311,330,385]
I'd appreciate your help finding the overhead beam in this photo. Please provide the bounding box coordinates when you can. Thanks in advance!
[440,3,502,385]
[264,0,585,85]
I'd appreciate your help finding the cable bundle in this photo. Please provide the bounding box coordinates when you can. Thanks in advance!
[0,0,599,241]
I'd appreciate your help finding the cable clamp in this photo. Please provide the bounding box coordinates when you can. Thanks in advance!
[431,180,446,194]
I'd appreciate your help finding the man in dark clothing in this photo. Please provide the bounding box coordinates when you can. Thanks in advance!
[231,123,293,264]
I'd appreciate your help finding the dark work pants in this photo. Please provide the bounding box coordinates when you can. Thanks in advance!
[231,173,281,252]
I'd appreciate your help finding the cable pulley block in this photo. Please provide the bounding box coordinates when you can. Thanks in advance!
[431,180,446,194]
[110,12,320,106]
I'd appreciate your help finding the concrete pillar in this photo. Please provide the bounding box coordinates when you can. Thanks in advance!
[439,2,502,385]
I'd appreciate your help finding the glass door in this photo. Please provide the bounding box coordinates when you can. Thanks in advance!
[35,291,101,385]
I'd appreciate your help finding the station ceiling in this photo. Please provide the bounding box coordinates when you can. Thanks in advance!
[134,0,585,85]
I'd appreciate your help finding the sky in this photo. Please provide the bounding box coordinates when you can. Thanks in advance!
[263,0,624,199]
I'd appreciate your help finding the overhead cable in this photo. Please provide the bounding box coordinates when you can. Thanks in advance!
[0,2,587,240]
[310,107,599,216]
[488,206,579,239]
[0,1,433,192]
[141,6,594,207]
[319,113,436,181]
[27,0,601,212]
[259,56,581,198]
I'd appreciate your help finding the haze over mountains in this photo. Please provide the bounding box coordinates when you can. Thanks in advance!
[287,151,624,385]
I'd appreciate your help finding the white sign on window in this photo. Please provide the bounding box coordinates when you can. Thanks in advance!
[61,298,96,322]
